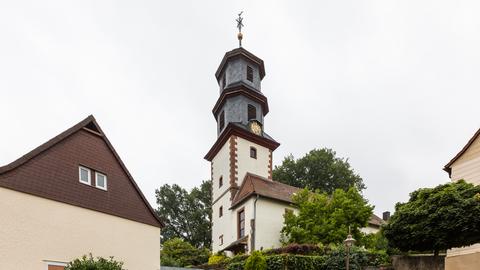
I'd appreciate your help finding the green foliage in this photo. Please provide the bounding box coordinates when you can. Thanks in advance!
[208,253,228,265]
[383,180,480,255]
[156,180,212,248]
[281,188,373,245]
[361,231,389,251]
[65,254,124,270]
[160,238,210,267]
[272,148,365,194]
[226,248,389,270]
[244,251,267,270]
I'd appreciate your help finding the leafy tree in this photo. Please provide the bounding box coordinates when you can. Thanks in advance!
[161,238,210,267]
[244,251,267,270]
[281,188,373,245]
[383,180,480,256]
[273,148,365,194]
[156,180,212,248]
[65,254,124,270]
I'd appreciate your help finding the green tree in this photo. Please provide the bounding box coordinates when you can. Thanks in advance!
[65,254,124,270]
[273,148,365,194]
[244,251,267,270]
[156,180,212,248]
[383,180,480,256]
[160,238,210,267]
[281,188,373,245]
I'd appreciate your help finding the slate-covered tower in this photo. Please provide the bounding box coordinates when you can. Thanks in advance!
[205,46,281,253]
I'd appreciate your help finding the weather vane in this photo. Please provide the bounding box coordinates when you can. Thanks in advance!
[236,11,244,47]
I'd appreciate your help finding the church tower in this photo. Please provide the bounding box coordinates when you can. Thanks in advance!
[205,14,281,254]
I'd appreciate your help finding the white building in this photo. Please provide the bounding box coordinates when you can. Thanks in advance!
[204,43,384,254]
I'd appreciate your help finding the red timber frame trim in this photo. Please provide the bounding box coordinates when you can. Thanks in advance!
[204,123,280,162]
[268,150,273,180]
[229,135,239,200]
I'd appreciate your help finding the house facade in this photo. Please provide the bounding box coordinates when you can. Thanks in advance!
[443,128,480,270]
[0,116,163,270]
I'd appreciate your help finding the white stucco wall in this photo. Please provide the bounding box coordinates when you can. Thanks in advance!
[236,137,270,181]
[254,198,296,251]
[360,226,380,235]
[0,187,160,270]
[212,139,231,201]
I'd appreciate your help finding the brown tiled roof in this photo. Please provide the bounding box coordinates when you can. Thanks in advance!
[0,115,164,228]
[231,173,301,209]
[368,214,386,227]
[443,128,480,176]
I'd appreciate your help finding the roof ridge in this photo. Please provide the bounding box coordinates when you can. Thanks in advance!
[444,127,480,175]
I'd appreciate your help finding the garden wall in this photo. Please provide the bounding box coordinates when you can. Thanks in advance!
[391,255,445,270]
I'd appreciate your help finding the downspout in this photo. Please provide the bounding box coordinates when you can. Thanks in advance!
[252,194,259,252]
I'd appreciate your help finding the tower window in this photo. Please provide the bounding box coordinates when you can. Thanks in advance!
[250,147,257,159]
[219,176,223,188]
[222,74,226,88]
[219,235,224,246]
[219,206,223,217]
[219,111,225,131]
[248,104,256,121]
[238,208,245,238]
[247,66,253,82]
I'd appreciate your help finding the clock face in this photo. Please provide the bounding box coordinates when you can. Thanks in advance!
[250,121,262,135]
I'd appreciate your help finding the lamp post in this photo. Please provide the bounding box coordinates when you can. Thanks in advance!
[344,227,356,270]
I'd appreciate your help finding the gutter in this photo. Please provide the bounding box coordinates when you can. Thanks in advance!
[252,194,259,251]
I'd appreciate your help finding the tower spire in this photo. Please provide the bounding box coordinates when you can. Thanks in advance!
[236,11,244,47]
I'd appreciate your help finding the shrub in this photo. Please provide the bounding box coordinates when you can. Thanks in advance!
[263,243,325,256]
[208,253,228,265]
[161,238,210,267]
[65,254,124,270]
[227,262,245,270]
[244,251,267,270]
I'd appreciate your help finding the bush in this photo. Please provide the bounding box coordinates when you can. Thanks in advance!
[263,243,325,256]
[244,251,267,270]
[208,253,228,265]
[161,238,210,267]
[65,254,124,270]
[227,262,245,270]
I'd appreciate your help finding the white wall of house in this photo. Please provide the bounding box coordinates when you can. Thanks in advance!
[254,198,296,251]
[0,187,160,270]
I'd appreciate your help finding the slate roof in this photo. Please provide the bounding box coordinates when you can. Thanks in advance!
[368,214,386,228]
[231,173,301,209]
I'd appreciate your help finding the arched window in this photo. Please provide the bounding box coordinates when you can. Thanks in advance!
[219,111,225,131]
[247,66,253,82]
[219,176,223,188]
[248,104,256,121]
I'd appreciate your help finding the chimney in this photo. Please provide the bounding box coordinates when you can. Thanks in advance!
[383,211,391,221]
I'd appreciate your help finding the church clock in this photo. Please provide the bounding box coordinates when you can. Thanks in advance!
[249,121,262,135]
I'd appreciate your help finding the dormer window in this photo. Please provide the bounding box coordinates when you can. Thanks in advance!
[247,66,253,82]
[219,111,225,131]
[248,104,256,121]
[95,172,108,191]
[79,166,91,185]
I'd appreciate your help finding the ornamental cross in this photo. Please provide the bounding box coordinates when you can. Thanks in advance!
[236,11,244,47]
[236,11,244,33]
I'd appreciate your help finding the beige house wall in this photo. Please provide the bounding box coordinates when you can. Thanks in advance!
[446,134,480,267]
[236,137,270,181]
[0,187,160,270]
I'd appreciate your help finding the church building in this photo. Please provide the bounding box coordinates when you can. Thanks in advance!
[205,21,387,255]
[204,44,299,254]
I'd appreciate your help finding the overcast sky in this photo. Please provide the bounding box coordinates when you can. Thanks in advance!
[1,1,479,217]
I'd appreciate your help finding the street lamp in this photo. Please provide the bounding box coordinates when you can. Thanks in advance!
[344,227,356,270]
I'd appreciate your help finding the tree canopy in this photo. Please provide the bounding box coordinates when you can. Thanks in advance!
[273,148,365,194]
[160,238,210,267]
[156,180,212,248]
[281,187,373,245]
[383,180,480,256]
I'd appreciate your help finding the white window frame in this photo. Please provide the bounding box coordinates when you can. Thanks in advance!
[95,172,108,191]
[44,260,67,270]
[78,166,91,185]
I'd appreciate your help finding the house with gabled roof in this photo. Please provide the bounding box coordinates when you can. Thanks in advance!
[443,127,480,270]
[0,115,163,270]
